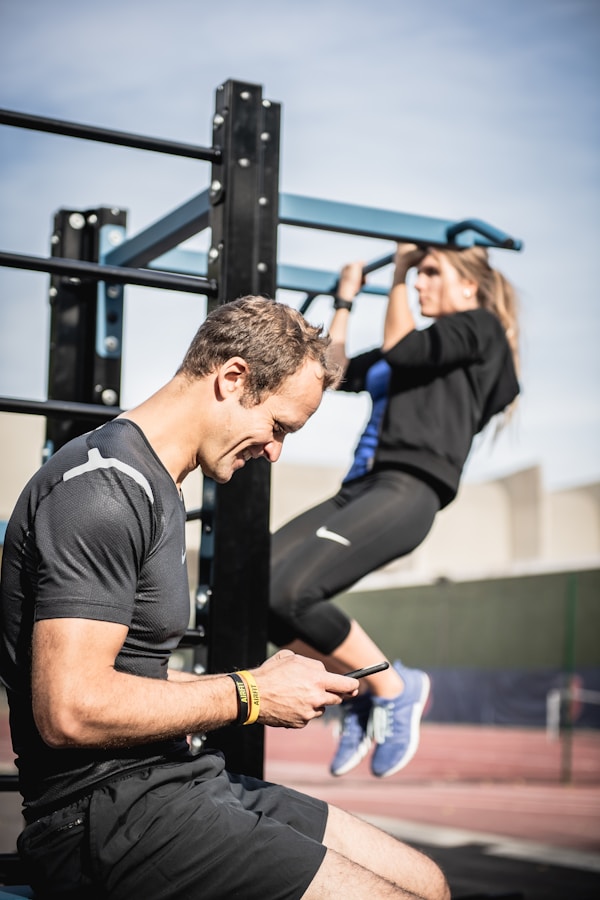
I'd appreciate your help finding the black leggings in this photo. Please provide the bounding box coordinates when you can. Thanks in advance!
[269,469,441,654]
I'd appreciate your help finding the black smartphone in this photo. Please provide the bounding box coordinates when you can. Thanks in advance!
[344,662,389,679]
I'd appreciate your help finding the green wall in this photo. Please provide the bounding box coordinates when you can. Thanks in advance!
[335,569,600,670]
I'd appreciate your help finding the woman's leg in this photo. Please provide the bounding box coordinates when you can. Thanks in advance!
[270,470,439,655]
[271,470,440,778]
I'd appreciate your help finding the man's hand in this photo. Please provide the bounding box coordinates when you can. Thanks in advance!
[251,650,359,728]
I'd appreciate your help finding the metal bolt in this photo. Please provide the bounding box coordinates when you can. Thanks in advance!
[49,287,58,297]
[193,664,206,675]
[240,91,251,100]
[262,99,272,108]
[111,208,121,217]
[260,132,270,142]
[257,262,268,273]
[51,235,59,245]
[68,213,86,230]
[258,196,269,207]
[196,588,211,609]
[101,388,119,405]
[68,277,81,285]
[213,113,225,127]
[208,247,219,262]
[107,285,120,298]
[104,336,120,353]
[87,214,98,225]
[210,179,222,193]
[238,158,251,168]
[108,229,123,246]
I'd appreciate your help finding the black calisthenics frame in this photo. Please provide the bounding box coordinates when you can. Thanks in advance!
[0,79,523,792]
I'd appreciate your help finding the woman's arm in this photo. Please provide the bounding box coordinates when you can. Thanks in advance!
[327,261,364,373]
[382,244,425,351]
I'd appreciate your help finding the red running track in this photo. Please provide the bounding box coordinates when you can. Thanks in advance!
[264,720,600,854]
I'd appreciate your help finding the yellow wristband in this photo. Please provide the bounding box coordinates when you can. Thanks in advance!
[238,670,260,725]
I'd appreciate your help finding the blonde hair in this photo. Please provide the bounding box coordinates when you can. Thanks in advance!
[433,245,520,376]
[432,245,520,425]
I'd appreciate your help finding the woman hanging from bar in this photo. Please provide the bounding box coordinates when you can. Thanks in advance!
[269,242,520,778]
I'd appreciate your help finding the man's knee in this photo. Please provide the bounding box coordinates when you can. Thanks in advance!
[321,806,450,900]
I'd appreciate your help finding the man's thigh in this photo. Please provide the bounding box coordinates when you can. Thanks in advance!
[91,758,328,900]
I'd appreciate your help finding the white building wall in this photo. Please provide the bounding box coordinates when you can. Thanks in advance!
[2,414,599,586]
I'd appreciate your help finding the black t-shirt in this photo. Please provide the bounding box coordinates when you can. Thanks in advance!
[0,419,192,812]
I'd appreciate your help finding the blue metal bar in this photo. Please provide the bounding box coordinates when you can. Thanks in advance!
[446,218,522,250]
[279,194,522,251]
[104,190,211,268]
[149,248,205,275]
[147,249,389,297]
[277,262,388,296]
[106,191,521,277]
[0,108,220,163]
[97,223,127,360]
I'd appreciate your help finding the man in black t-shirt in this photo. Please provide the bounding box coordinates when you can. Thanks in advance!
[0,296,449,900]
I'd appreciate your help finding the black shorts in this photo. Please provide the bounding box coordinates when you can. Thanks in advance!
[18,752,328,900]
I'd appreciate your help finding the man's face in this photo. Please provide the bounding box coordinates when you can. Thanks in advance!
[201,357,325,483]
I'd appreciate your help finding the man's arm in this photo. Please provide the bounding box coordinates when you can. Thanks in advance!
[32,618,357,748]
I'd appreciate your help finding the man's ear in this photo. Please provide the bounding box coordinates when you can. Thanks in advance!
[215,357,249,400]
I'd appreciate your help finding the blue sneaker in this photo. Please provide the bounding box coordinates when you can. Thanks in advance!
[330,692,373,776]
[369,661,430,778]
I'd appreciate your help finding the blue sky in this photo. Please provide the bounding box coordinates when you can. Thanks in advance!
[0,0,598,489]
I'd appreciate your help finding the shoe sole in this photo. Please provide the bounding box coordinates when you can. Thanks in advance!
[330,735,373,777]
[372,673,430,778]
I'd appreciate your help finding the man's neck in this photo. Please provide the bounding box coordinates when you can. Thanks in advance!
[119,375,205,487]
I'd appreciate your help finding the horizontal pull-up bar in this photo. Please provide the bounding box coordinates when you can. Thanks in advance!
[106,190,522,276]
[0,250,218,296]
[0,396,122,420]
[0,108,221,163]
[280,194,523,251]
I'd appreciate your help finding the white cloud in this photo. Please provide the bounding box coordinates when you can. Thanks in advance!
[0,0,599,490]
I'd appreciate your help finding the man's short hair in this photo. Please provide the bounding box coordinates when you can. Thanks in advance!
[177,296,341,404]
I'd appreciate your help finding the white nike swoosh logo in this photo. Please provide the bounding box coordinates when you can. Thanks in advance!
[182,549,187,564]
[316,526,351,547]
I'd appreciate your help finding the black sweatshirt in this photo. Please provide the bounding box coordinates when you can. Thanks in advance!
[375,307,519,507]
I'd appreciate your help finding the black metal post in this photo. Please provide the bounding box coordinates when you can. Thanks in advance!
[46,207,126,452]
[196,80,281,777]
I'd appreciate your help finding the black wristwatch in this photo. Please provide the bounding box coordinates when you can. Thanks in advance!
[333,295,354,311]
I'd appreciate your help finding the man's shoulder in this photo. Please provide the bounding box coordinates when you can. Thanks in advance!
[30,420,162,508]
